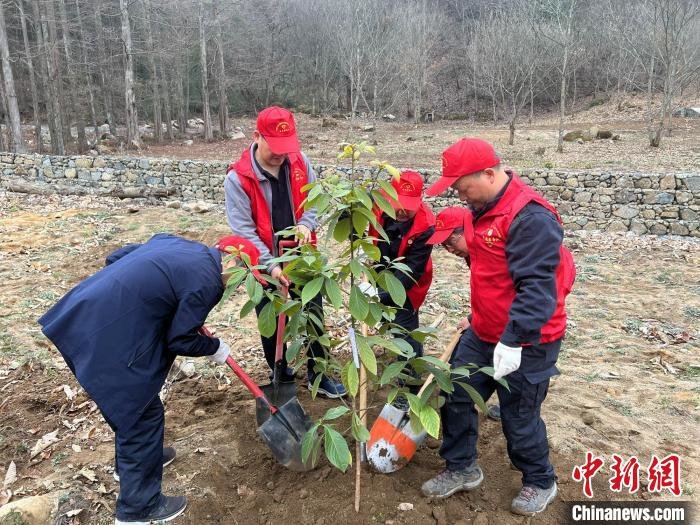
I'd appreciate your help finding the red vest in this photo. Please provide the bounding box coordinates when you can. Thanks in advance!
[370,202,435,310]
[229,148,315,252]
[466,174,576,344]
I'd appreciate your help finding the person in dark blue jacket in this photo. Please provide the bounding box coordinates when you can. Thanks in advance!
[38,233,259,525]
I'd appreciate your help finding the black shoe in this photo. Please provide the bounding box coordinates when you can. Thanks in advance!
[268,367,296,384]
[115,494,187,524]
[113,447,176,482]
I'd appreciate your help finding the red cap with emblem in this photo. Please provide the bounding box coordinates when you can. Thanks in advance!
[383,170,424,211]
[426,138,501,197]
[216,235,263,282]
[426,207,471,245]
[256,106,300,155]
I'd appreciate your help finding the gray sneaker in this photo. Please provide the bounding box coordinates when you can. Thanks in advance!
[510,483,558,516]
[421,465,484,498]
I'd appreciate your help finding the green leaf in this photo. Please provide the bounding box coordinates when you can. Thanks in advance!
[239,299,256,319]
[349,260,364,279]
[323,425,352,472]
[349,285,369,322]
[360,241,381,261]
[301,276,324,305]
[351,210,369,235]
[342,360,359,397]
[257,302,277,338]
[419,404,441,438]
[405,392,423,415]
[455,382,489,414]
[378,179,398,201]
[301,424,321,467]
[245,272,257,300]
[379,361,406,385]
[353,187,373,211]
[324,278,343,309]
[333,217,352,242]
[383,272,406,307]
[357,338,377,375]
[285,338,304,363]
[351,413,371,442]
[322,406,350,421]
[371,189,396,219]
[309,373,323,398]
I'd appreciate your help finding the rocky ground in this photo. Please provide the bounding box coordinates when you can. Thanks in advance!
[0,189,698,524]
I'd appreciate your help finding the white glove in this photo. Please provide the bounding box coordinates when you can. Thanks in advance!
[358,281,378,298]
[493,342,521,380]
[208,340,230,365]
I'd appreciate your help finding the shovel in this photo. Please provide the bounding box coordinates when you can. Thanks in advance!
[366,329,462,473]
[256,239,298,426]
[200,327,315,471]
[224,355,316,472]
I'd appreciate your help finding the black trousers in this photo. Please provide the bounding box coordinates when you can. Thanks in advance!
[255,287,326,376]
[105,396,165,520]
[393,303,423,394]
[439,328,560,489]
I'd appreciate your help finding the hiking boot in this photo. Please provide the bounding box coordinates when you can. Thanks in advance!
[268,367,296,384]
[115,494,187,524]
[421,465,484,498]
[308,375,347,398]
[510,483,558,516]
[486,404,501,421]
[113,447,176,482]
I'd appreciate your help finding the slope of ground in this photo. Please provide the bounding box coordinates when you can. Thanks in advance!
[0,192,697,524]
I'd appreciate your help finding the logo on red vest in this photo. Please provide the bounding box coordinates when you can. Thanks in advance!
[276,121,291,134]
[482,224,504,247]
[292,168,305,183]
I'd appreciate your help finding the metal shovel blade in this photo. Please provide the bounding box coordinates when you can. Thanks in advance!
[258,397,316,472]
[256,382,298,426]
[366,403,427,474]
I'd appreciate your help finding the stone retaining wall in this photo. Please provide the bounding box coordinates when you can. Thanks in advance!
[1,153,698,237]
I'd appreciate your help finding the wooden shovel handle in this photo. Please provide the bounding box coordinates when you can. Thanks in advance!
[417,329,463,398]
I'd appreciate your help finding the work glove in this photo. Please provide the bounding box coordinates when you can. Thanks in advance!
[493,342,521,380]
[208,340,230,365]
[358,281,378,298]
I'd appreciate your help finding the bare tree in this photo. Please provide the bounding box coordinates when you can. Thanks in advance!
[198,0,213,140]
[16,0,41,152]
[120,0,140,148]
[0,0,25,152]
[143,0,162,142]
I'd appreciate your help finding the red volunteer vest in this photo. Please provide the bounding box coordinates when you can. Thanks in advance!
[229,148,315,251]
[370,202,435,310]
[466,174,576,344]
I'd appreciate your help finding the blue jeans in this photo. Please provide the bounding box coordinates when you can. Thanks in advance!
[105,396,165,520]
[439,328,560,489]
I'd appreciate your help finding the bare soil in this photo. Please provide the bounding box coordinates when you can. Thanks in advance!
[133,93,700,173]
[0,188,698,524]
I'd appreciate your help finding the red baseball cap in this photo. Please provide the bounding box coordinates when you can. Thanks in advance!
[426,207,471,245]
[216,235,260,266]
[256,106,300,155]
[425,138,501,197]
[382,170,424,212]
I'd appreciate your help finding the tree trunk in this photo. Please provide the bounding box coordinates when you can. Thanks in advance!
[646,54,656,147]
[557,48,569,154]
[120,0,140,149]
[143,0,162,142]
[93,1,116,135]
[199,0,213,141]
[17,0,41,152]
[0,2,26,152]
[74,0,98,142]
[214,8,228,134]
[44,0,71,150]
[31,0,62,154]
[58,0,88,152]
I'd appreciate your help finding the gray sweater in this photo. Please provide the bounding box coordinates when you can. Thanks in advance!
[224,143,318,271]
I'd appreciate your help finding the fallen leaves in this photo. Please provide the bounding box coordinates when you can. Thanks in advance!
[29,430,60,459]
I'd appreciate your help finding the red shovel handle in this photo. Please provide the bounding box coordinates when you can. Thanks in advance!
[199,326,276,414]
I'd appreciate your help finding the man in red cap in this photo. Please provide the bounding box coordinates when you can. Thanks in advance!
[364,170,435,406]
[421,138,576,516]
[224,106,346,398]
[39,233,258,524]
